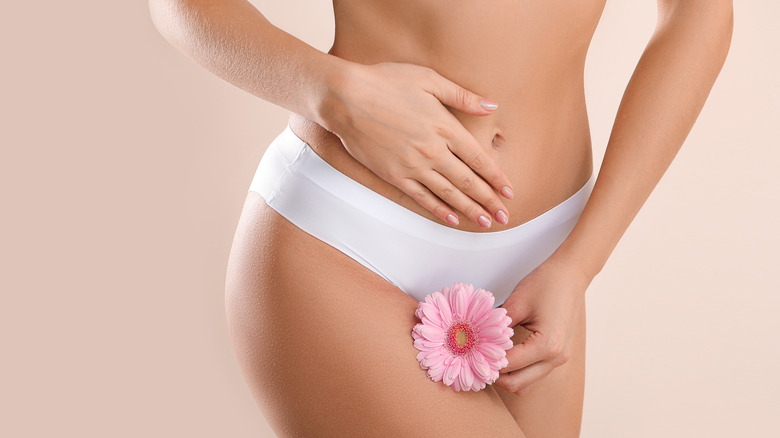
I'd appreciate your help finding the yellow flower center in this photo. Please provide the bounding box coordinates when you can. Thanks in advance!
[445,319,478,356]
[455,329,468,347]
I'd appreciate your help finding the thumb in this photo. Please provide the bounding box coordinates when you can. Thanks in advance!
[428,71,498,115]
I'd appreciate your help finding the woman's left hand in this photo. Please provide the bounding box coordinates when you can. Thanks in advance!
[495,255,593,395]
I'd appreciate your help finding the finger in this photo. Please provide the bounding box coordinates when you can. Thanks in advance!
[495,360,553,396]
[422,68,499,116]
[499,289,528,326]
[417,170,495,227]
[443,124,515,201]
[395,178,461,226]
[501,330,549,373]
[434,154,510,226]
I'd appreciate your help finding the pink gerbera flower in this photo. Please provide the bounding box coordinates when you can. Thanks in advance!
[411,282,514,392]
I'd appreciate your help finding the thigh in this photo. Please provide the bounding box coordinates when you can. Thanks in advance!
[495,298,587,438]
[225,193,528,437]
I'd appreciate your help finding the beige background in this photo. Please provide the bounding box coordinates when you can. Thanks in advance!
[1,1,777,437]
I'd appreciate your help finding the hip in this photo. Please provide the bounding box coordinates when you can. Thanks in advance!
[246,122,595,305]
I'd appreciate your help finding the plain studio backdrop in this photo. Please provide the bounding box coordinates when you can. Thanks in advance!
[1,1,777,437]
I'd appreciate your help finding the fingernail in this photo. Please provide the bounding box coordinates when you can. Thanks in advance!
[495,210,508,225]
[480,98,498,111]
[478,215,492,228]
[446,214,459,226]
[500,186,514,199]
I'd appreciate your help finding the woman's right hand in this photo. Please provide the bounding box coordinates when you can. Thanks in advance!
[318,61,514,228]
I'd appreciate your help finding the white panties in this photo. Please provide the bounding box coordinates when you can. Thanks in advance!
[249,124,595,307]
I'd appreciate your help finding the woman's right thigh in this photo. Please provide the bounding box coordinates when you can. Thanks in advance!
[225,192,527,437]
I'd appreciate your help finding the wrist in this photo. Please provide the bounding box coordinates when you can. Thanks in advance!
[310,54,361,135]
[546,244,603,289]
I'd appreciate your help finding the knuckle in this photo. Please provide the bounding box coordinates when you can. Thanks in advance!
[481,195,502,211]
[546,338,565,359]
[555,348,572,366]
[505,381,522,395]
[397,177,420,193]
[460,175,475,191]
[398,148,422,169]
[430,122,451,139]
[462,203,480,219]
[490,172,507,188]
[372,161,392,177]
[417,144,439,161]
[470,152,485,170]
[422,67,441,88]
[409,139,437,161]
[455,86,472,108]
[493,378,509,391]
[432,205,447,219]
[383,171,400,185]
[439,185,455,202]
[411,188,428,202]
[518,383,538,397]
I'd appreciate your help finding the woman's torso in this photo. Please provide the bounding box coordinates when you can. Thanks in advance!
[288,0,607,232]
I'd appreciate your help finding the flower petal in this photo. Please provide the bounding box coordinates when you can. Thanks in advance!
[416,350,430,368]
[460,357,475,390]
[420,303,444,328]
[414,337,442,351]
[456,287,470,319]
[414,324,445,343]
[478,325,506,341]
[451,379,462,392]
[431,292,452,327]
[415,305,423,321]
[448,283,467,319]
[428,364,445,382]
[421,315,441,328]
[503,315,512,327]
[476,306,505,327]
[477,311,505,330]
[496,338,514,350]
[469,351,491,380]
[443,357,461,386]
[422,350,448,369]
[460,284,476,314]
[477,342,506,361]
[466,290,492,323]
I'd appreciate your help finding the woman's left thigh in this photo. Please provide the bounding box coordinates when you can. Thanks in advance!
[494,298,587,438]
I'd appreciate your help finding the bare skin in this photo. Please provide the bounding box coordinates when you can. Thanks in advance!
[297,0,603,232]
[151,0,733,436]
[226,192,585,437]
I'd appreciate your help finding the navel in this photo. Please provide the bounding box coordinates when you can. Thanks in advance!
[491,131,507,150]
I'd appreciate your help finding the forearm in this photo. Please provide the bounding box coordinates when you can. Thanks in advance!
[148,0,349,127]
[551,2,734,280]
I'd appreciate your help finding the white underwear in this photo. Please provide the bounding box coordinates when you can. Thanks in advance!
[248,124,595,307]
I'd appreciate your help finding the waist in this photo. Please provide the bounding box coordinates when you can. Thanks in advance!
[288,93,594,233]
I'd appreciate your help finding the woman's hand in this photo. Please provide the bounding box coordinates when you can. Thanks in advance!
[319,61,514,228]
[495,255,593,395]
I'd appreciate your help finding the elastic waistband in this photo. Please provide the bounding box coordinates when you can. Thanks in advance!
[249,124,595,251]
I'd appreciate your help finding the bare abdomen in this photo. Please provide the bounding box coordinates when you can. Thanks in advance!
[288,0,605,232]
